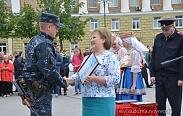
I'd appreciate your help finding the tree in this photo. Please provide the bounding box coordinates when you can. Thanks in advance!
[12,2,39,39]
[0,0,13,38]
[37,0,91,49]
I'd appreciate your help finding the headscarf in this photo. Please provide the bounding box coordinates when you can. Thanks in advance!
[112,33,123,47]
[120,32,148,52]
[114,36,123,47]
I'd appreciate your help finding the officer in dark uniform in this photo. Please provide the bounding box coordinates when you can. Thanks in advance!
[150,18,183,116]
[22,12,67,116]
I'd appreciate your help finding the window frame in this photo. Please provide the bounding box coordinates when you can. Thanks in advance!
[88,0,97,8]
[111,18,120,31]
[90,19,99,31]
[130,0,139,7]
[0,43,7,53]
[172,0,181,4]
[71,0,77,8]
[109,0,118,7]
[70,42,78,54]
[132,18,140,30]
[6,0,11,7]
[151,0,160,5]
[175,15,183,28]
[153,17,161,29]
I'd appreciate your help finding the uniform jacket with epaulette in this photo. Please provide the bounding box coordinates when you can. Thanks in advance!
[150,29,183,81]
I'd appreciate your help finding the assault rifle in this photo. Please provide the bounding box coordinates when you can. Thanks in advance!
[13,79,38,116]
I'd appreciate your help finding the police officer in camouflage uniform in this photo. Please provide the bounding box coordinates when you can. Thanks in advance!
[22,12,67,116]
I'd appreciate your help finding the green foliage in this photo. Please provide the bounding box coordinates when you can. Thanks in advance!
[0,0,13,38]
[12,3,39,39]
[37,0,91,48]
[0,0,91,48]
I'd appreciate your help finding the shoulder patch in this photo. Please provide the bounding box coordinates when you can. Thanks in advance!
[177,31,183,36]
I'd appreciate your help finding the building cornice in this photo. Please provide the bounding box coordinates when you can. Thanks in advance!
[71,10,183,17]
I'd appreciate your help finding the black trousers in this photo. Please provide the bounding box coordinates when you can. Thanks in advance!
[60,69,67,92]
[141,64,150,87]
[14,71,19,80]
[65,67,70,78]
[60,69,66,77]
[156,76,182,116]
[1,81,12,95]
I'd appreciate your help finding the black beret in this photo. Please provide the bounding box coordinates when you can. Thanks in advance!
[158,18,177,31]
[40,12,64,28]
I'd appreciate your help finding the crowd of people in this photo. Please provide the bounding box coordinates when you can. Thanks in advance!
[66,18,183,116]
[0,47,71,98]
[0,11,182,116]
[0,51,24,97]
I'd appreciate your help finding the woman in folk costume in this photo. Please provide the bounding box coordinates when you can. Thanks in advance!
[109,33,127,61]
[116,32,148,102]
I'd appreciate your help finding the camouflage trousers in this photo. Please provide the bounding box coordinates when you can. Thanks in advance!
[30,91,52,116]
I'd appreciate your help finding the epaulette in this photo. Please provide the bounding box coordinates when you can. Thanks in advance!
[177,31,183,36]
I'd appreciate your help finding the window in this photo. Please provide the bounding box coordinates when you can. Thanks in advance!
[70,42,78,54]
[90,19,98,31]
[153,17,161,29]
[151,0,159,5]
[6,0,11,7]
[175,16,183,28]
[111,18,120,31]
[109,0,118,7]
[71,0,76,7]
[88,0,97,8]
[132,18,140,30]
[130,0,138,7]
[0,43,7,53]
[172,0,181,4]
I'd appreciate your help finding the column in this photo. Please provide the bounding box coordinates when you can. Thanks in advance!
[142,0,151,12]
[79,0,88,14]
[7,38,13,55]
[99,1,109,14]
[11,0,20,13]
[162,0,173,10]
[121,0,130,12]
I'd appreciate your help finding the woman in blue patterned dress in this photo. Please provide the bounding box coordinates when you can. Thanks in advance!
[116,32,148,102]
[66,27,120,116]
